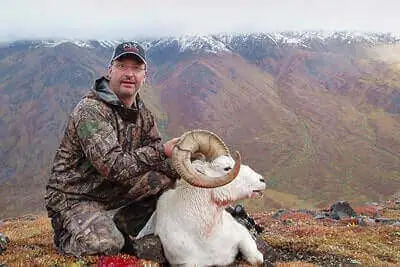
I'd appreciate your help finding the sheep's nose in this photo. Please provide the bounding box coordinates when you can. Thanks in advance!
[260,178,265,183]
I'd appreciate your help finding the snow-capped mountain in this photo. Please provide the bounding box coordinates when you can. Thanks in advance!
[2,31,400,54]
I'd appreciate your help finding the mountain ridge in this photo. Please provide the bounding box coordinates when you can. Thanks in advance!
[2,31,400,53]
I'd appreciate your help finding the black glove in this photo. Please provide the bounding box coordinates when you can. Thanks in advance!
[227,204,264,235]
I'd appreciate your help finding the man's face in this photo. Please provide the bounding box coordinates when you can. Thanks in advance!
[108,55,146,102]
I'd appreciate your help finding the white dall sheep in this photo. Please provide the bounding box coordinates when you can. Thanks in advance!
[137,130,266,266]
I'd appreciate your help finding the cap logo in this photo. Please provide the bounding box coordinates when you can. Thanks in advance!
[123,43,140,53]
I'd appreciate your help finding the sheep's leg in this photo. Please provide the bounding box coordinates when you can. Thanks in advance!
[237,228,263,265]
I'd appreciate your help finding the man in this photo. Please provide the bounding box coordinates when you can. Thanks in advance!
[45,41,180,257]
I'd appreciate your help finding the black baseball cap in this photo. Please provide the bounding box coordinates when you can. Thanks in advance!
[110,41,147,65]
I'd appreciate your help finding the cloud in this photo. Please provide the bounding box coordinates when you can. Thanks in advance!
[0,0,399,41]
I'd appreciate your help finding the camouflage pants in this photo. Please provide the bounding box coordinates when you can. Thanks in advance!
[50,171,175,257]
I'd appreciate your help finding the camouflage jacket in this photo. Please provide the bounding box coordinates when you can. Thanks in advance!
[45,77,177,217]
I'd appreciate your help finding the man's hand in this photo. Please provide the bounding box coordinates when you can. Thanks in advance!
[163,137,180,158]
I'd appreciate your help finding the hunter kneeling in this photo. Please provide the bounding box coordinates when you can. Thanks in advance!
[44,41,266,264]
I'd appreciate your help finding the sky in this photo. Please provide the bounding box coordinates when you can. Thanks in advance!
[1,0,399,41]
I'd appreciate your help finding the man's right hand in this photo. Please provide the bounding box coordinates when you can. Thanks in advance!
[163,137,180,158]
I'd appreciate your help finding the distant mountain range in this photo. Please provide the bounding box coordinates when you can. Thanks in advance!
[0,31,399,217]
[3,31,400,50]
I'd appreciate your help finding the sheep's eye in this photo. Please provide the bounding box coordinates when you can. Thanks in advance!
[224,167,232,171]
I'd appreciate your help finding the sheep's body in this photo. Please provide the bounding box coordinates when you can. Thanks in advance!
[155,188,263,266]
[148,155,266,266]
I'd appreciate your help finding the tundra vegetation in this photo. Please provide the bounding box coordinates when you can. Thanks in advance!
[1,199,399,266]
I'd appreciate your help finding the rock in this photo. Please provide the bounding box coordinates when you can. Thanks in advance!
[357,216,375,226]
[297,209,317,216]
[329,212,342,220]
[130,235,167,263]
[272,209,286,219]
[0,233,9,255]
[329,201,357,219]
[314,213,328,220]
[375,217,400,225]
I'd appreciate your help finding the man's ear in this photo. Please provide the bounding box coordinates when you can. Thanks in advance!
[143,70,147,84]
[107,64,112,79]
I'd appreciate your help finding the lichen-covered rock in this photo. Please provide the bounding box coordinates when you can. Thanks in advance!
[329,201,357,219]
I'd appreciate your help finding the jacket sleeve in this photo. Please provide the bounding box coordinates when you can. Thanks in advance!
[73,101,169,185]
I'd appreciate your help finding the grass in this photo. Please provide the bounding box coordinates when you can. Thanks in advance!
[0,201,399,266]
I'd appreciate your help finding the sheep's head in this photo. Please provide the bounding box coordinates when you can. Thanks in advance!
[193,155,266,205]
[171,129,241,188]
[171,130,265,204]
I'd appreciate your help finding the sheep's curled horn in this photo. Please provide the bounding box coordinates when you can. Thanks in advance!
[171,129,241,188]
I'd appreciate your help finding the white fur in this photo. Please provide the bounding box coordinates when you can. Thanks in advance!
[137,155,266,266]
